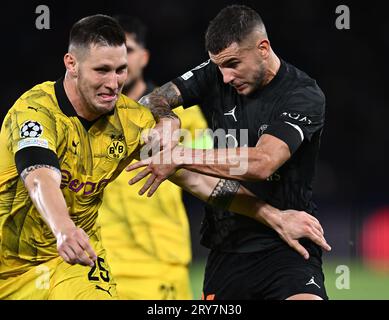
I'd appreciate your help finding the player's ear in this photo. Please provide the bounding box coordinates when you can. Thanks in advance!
[256,39,270,58]
[141,48,150,69]
[64,53,78,77]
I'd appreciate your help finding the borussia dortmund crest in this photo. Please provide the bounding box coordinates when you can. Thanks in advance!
[107,136,126,160]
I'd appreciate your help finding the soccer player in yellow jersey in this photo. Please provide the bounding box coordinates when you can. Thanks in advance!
[98,15,209,299]
[0,14,330,300]
[0,14,178,299]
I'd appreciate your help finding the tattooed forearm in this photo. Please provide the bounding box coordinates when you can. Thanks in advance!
[207,179,241,210]
[138,82,183,122]
[20,164,61,182]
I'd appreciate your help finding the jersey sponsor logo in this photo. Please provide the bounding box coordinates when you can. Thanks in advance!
[223,106,238,122]
[20,120,43,138]
[281,112,312,124]
[305,276,321,288]
[17,138,49,150]
[60,170,110,195]
[107,136,126,160]
[181,60,210,80]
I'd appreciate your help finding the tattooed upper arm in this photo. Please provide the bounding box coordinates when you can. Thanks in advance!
[155,82,183,107]
[139,82,183,122]
[20,164,61,182]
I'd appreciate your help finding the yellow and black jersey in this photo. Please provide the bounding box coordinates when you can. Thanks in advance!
[98,105,209,275]
[0,79,155,269]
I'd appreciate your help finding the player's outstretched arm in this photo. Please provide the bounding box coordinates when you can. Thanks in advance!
[22,166,97,266]
[127,134,292,196]
[170,169,331,260]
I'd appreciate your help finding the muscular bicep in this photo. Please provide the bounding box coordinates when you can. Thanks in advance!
[255,134,291,175]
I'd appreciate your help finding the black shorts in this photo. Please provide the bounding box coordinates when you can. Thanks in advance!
[202,245,328,300]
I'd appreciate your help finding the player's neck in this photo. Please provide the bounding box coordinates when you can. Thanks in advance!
[124,78,147,101]
[262,51,281,87]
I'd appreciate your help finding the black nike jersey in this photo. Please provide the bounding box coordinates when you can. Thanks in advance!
[173,59,325,253]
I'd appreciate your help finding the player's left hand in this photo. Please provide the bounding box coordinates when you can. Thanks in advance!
[276,210,331,259]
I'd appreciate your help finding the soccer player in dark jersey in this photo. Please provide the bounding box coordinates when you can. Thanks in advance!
[128,5,329,300]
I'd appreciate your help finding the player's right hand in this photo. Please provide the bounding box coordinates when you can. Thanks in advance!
[56,226,97,267]
[277,210,331,259]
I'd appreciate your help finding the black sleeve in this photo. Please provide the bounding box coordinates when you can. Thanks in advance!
[263,84,325,154]
[172,60,217,108]
[264,123,303,155]
[15,147,60,176]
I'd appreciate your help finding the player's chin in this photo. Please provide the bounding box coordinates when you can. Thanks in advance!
[95,101,116,114]
[235,85,252,96]
[236,85,253,96]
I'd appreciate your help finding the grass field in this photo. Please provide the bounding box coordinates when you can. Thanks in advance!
[189,259,389,300]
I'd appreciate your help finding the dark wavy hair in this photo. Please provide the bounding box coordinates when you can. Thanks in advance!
[205,5,266,54]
